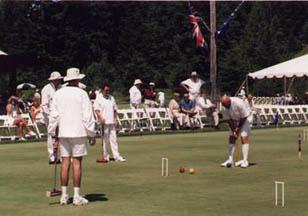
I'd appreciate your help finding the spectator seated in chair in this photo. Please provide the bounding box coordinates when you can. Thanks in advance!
[30,97,45,125]
[6,96,36,141]
[196,90,219,128]
[168,92,184,130]
[179,92,198,129]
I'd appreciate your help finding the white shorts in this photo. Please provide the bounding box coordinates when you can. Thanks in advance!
[59,137,88,157]
[229,119,251,137]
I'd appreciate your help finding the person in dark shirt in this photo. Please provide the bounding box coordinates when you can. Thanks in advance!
[143,82,157,108]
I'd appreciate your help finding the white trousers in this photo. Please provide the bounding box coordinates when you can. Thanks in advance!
[102,124,121,160]
[44,115,54,160]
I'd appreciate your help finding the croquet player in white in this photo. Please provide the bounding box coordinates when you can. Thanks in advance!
[220,95,251,168]
[41,71,63,164]
[48,68,96,205]
[94,83,126,162]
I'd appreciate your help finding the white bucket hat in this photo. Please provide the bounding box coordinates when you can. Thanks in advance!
[134,79,143,85]
[64,68,85,82]
[48,71,63,81]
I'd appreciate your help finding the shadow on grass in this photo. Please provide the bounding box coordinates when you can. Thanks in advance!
[49,193,108,206]
[85,193,108,202]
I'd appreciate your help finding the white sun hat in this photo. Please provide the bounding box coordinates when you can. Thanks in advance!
[64,67,85,82]
[48,71,63,81]
[134,79,143,85]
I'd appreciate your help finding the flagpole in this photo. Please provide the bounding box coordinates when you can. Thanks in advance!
[210,0,217,102]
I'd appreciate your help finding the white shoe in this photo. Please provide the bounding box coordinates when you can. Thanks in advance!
[235,160,244,167]
[221,159,233,167]
[73,196,89,206]
[27,131,36,136]
[240,160,249,168]
[116,157,126,162]
[19,137,26,141]
[60,194,69,205]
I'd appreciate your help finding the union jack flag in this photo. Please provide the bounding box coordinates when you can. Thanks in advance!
[188,3,207,49]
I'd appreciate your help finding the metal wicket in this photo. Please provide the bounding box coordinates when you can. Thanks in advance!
[298,134,303,161]
[275,181,285,207]
[161,157,168,176]
[303,129,308,141]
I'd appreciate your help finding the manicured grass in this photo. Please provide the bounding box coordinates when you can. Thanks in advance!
[0,127,308,216]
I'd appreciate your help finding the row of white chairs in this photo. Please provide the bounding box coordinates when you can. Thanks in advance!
[116,107,211,133]
[254,105,308,125]
[0,107,212,141]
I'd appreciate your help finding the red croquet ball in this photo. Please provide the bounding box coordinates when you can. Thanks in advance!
[179,166,185,173]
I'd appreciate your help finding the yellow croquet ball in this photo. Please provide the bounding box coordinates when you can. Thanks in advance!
[189,168,195,175]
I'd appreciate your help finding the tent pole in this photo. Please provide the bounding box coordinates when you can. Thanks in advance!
[284,77,287,97]
[235,77,247,96]
[286,77,295,94]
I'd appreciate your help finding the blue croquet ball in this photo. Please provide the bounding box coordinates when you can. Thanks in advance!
[226,163,232,168]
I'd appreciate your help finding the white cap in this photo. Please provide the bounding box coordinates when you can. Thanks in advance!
[134,79,143,85]
[191,71,198,76]
[64,68,85,82]
[149,82,155,86]
[48,71,63,81]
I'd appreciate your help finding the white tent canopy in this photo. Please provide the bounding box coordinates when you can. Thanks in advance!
[248,54,308,79]
[0,50,8,55]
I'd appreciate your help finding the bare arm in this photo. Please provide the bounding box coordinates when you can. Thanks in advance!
[180,82,190,92]
[6,104,12,115]
[95,110,105,125]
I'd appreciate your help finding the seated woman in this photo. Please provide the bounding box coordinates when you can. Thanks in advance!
[6,96,36,141]
[168,92,184,130]
[30,97,45,124]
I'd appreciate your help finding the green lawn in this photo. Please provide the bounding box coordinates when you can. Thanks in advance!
[1,127,308,216]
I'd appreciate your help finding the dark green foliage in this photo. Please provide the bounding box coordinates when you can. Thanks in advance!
[0,1,307,96]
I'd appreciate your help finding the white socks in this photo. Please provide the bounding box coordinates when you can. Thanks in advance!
[242,143,249,161]
[61,186,81,198]
[228,144,235,161]
[74,187,80,198]
[61,186,68,196]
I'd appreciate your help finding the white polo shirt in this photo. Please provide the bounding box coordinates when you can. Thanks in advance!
[93,93,118,125]
[129,85,142,105]
[181,78,205,100]
[48,86,96,138]
[223,97,250,121]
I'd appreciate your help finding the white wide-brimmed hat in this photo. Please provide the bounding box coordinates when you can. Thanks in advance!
[191,71,198,76]
[64,68,85,82]
[48,71,63,81]
[134,79,143,85]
